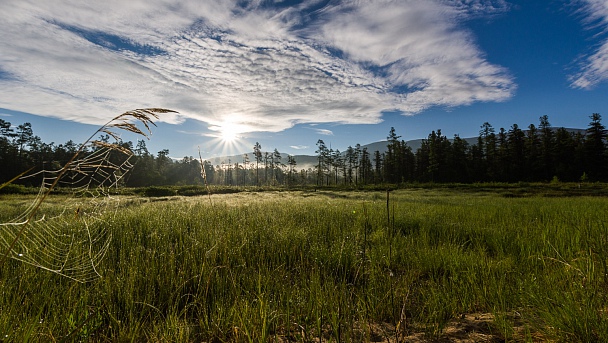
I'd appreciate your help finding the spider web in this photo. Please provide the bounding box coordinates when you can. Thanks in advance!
[0,108,175,283]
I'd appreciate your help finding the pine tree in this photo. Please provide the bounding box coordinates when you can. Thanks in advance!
[584,113,606,180]
[15,122,33,160]
[273,148,282,185]
[449,135,469,182]
[373,150,383,184]
[315,139,328,186]
[507,124,525,182]
[479,122,497,180]
[253,142,262,186]
[359,147,372,184]
[525,124,541,181]
[287,155,297,186]
[554,128,577,181]
[539,115,555,180]
[385,127,401,183]
[345,146,355,184]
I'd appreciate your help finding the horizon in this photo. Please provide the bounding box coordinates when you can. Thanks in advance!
[2,1,608,160]
[196,126,589,163]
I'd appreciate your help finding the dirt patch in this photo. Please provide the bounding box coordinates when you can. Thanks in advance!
[427,313,501,342]
[386,312,546,343]
[275,313,548,342]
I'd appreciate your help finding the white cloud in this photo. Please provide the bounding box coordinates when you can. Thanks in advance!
[445,0,511,17]
[315,0,514,113]
[314,128,334,136]
[290,145,308,150]
[570,0,608,89]
[571,42,608,89]
[0,0,515,133]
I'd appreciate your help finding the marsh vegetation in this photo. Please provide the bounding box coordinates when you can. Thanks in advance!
[1,188,608,341]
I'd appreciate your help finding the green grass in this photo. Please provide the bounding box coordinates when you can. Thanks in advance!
[1,188,608,341]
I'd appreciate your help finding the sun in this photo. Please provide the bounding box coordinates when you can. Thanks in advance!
[219,124,239,143]
[209,117,249,147]
[206,118,251,157]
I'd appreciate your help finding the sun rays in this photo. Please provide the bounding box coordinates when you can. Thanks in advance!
[206,117,252,158]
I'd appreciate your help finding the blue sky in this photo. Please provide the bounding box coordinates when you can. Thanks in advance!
[1,0,608,159]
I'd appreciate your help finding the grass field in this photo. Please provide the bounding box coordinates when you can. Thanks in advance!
[1,187,608,342]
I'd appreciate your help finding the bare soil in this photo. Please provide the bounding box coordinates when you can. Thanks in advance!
[276,312,551,342]
[371,313,549,343]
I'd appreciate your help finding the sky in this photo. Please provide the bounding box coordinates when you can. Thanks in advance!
[1,0,608,160]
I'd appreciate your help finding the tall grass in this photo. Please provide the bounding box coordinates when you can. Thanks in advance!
[1,189,607,341]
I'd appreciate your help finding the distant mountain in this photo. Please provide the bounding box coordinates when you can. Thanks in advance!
[202,139,451,169]
[358,127,584,156]
[202,127,585,170]
[204,153,318,169]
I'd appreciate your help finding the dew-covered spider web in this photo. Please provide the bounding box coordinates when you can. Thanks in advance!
[0,108,175,283]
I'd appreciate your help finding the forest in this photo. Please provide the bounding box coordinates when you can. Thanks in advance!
[0,113,606,188]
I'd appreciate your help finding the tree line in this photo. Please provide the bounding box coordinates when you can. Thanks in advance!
[315,114,606,185]
[0,118,304,188]
[1,113,606,188]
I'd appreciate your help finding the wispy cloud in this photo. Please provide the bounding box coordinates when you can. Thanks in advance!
[314,128,334,136]
[445,0,511,17]
[0,0,515,133]
[570,0,608,89]
[0,111,13,117]
[290,145,308,150]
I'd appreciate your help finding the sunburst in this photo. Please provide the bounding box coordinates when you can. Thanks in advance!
[219,124,240,143]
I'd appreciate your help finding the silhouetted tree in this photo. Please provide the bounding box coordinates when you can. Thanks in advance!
[554,127,577,181]
[507,124,525,181]
[584,113,606,180]
[539,115,555,180]
[449,135,469,182]
[525,124,541,180]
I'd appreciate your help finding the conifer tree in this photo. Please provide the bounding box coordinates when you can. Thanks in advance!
[253,142,262,186]
[584,113,606,180]
[539,115,555,180]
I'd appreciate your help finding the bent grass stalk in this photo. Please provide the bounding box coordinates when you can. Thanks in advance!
[0,108,176,279]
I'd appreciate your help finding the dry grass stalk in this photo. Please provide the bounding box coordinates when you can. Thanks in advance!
[0,108,176,282]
